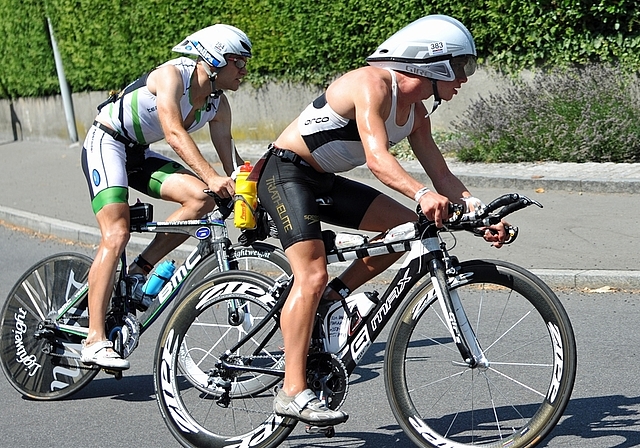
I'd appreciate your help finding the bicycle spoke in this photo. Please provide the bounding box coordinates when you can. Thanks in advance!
[486,365,547,398]
[156,272,292,447]
[1,253,98,400]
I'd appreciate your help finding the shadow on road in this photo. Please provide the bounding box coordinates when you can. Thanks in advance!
[546,394,640,447]
[70,374,155,402]
[25,341,639,448]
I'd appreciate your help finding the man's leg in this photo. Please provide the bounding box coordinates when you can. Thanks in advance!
[280,239,328,395]
[273,238,349,425]
[86,202,130,345]
[82,202,131,369]
[326,194,416,298]
[129,171,215,274]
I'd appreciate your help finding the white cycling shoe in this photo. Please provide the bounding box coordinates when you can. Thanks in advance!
[273,388,348,426]
[80,340,130,370]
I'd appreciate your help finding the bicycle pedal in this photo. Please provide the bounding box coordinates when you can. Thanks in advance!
[103,368,124,380]
[304,424,335,438]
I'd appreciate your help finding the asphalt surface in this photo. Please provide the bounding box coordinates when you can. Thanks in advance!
[2,224,639,448]
[1,138,639,289]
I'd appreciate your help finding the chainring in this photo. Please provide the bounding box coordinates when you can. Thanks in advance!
[106,313,140,358]
[306,352,349,410]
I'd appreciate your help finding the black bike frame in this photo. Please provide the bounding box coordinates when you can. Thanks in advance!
[219,192,543,378]
[219,217,455,377]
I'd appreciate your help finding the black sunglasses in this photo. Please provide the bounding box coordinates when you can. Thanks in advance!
[227,57,247,69]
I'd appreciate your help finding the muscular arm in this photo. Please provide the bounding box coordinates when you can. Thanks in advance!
[343,68,505,242]
[340,69,466,226]
[349,75,424,198]
[209,94,244,176]
[149,65,234,196]
[410,104,507,245]
[408,111,471,202]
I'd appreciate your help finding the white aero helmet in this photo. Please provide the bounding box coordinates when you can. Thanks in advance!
[367,15,477,81]
[172,24,252,69]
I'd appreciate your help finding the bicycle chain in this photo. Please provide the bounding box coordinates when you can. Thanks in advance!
[44,350,97,370]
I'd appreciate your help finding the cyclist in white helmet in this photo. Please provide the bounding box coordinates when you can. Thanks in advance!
[256,15,508,426]
[80,24,252,370]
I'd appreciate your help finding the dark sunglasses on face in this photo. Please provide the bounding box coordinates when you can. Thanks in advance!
[450,55,477,79]
[227,57,247,69]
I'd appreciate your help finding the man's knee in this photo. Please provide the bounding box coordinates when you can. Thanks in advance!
[297,269,329,300]
[102,226,130,252]
[189,192,216,216]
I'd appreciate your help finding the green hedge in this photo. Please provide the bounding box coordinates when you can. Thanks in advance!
[1,0,639,98]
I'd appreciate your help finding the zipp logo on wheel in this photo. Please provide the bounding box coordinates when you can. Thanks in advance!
[196,281,271,310]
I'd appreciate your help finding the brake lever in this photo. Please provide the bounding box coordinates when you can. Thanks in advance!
[416,203,465,226]
[495,195,543,220]
[448,203,464,224]
[204,189,234,219]
[471,224,519,244]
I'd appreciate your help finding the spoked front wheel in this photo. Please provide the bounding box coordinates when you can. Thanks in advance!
[0,253,98,400]
[154,271,295,448]
[385,259,576,448]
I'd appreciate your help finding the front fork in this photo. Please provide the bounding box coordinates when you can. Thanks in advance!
[429,256,489,369]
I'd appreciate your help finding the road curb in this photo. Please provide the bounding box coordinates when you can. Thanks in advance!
[348,166,640,194]
[163,146,640,194]
[0,205,190,258]
[1,204,637,290]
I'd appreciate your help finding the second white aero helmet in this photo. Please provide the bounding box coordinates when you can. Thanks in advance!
[366,15,477,81]
[172,24,252,69]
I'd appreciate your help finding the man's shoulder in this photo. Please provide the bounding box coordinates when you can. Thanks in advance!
[162,56,196,67]
[157,57,196,75]
[347,66,391,88]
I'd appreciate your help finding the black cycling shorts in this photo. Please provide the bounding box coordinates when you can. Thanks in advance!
[257,153,382,250]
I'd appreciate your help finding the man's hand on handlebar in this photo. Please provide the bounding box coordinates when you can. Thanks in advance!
[479,222,510,248]
[417,190,452,228]
[207,175,235,199]
[416,192,528,248]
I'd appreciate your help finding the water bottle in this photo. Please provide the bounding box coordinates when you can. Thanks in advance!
[234,161,258,229]
[323,291,379,353]
[383,222,417,243]
[323,230,368,252]
[335,232,368,249]
[142,260,176,297]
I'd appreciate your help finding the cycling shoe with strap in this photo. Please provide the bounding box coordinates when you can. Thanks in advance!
[80,340,130,370]
[273,388,348,426]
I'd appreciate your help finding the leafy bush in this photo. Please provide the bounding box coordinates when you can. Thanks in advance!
[447,64,640,163]
[391,132,457,160]
[1,0,640,98]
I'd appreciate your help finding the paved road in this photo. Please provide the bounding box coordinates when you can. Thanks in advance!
[1,226,639,447]
[0,139,639,289]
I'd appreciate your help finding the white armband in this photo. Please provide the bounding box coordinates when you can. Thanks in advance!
[462,196,485,214]
[230,165,242,181]
[414,187,431,202]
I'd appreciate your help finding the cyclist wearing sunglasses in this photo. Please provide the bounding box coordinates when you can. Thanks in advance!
[256,15,508,426]
[79,24,251,370]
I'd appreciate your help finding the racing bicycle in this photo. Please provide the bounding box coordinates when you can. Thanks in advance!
[0,195,290,400]
[154,192,577,448]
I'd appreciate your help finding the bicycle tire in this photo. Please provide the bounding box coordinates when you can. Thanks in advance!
[181,242,291,295]
[385,259,576,448]
[154,271,295,448]
[0,253,99,400]
[174,242,290,390]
